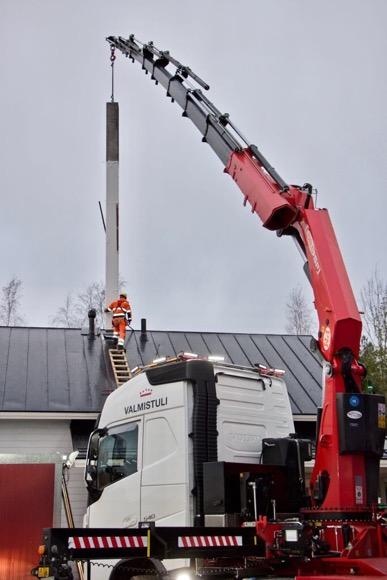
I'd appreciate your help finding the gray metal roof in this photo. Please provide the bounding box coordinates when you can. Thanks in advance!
[0,327,323,415]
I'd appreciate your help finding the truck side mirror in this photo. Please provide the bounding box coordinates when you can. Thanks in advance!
[85,428,107,488]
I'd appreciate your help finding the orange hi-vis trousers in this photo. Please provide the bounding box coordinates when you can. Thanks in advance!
[112,317,126,347]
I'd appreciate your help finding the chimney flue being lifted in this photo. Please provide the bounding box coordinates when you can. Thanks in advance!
[105,102,120,330]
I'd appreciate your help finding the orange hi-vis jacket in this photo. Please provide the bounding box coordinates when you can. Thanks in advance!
[106,299,132,320]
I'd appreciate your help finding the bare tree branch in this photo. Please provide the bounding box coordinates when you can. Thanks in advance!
[50,294,81,328]
[51,279,127,329]
[361,268,387,351]
[0,277,25,326]
[360,268,387,391]
[76,282,105,328]
[285,285,312,335]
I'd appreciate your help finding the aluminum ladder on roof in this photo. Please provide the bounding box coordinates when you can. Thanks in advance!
[108,348,131,387]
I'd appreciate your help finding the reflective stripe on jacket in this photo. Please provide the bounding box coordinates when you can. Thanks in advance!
[107,299,132,318]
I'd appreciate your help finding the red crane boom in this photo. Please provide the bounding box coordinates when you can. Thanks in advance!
[105,34,379,513]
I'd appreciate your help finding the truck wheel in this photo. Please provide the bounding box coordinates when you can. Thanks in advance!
[109,558,166,580]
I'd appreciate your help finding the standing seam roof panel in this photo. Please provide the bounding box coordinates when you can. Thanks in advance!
[150,331,176,360]
[83,336,110,411]
[47,329,70,411]
[166,332,192,358]
[66,331,91,411]
[201,333,231,362]
[183,333,212,357]
[217,334,251,366]
[125,331,143,367]
[26,329,49,411]
[232,334,270,367]
[0,328,11,408]
[3,328,29,410]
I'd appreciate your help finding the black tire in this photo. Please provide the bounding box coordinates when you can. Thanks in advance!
[109,558,165,580]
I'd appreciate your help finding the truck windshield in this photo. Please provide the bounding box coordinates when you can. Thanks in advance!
[97,422,139,490]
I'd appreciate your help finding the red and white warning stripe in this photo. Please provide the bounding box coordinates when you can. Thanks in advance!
[68,536,147,550]
[178,536,242,548]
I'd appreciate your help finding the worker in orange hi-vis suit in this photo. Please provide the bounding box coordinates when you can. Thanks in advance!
[105,292,132,349]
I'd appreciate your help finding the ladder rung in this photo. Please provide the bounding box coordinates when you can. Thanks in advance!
[109,348,131,387]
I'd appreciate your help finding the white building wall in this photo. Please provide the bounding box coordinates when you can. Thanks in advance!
[0,419,88,529]
[0,419,72,455]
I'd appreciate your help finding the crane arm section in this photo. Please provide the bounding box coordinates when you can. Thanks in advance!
[107,35,362,366]
[107,35,371,511]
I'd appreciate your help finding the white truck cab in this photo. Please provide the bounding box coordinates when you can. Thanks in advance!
[84,354,294,578]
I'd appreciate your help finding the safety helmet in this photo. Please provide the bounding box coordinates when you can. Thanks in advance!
[119,292,127,299]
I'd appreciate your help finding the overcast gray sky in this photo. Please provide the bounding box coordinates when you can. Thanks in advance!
[1,0,386,333]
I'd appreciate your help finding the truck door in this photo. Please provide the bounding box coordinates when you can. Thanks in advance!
[87,418,142,528]
[141,407,190,526]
